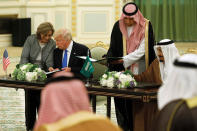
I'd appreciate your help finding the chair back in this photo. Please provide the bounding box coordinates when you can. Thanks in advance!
[89,41,109,81]
[186,48,197,54]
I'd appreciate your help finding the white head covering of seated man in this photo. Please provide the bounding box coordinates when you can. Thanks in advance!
[154,39,180,83]
[158,54,197,110]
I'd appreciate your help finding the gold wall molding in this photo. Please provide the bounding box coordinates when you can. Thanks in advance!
[71,0,77,37]
[114,0,120,21]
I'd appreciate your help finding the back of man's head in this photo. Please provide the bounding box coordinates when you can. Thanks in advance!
[158,54,197,110]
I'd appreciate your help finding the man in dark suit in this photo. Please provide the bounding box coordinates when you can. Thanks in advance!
[49,28,90,79]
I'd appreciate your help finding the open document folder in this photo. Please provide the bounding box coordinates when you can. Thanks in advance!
[45,69,62,75]
[76,56,123,66]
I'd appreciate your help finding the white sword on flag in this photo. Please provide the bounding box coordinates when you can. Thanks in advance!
[85,49,91,87]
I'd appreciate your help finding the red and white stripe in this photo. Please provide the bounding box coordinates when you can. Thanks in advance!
[3,57,10,71]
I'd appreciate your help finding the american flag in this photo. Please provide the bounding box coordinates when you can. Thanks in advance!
[3,49,10,71]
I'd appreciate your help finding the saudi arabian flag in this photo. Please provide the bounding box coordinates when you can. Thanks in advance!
[80,56,94,78]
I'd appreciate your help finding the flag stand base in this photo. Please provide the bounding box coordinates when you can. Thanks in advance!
[3,76,8,80]
[85,79,91,87]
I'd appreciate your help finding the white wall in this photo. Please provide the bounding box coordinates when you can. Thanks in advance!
[0,0,125,45]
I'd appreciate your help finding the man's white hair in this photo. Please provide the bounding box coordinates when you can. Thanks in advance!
[54,28,72,40]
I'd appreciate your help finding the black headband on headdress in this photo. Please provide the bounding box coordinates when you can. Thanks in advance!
[174,59,197,68]
[122,2,138,16]
[157,40,174,45]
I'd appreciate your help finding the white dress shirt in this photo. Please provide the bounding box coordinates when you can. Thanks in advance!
[62,40,73,66]
[123,26,145,74]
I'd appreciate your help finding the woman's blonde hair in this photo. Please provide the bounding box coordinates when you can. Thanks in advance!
[36,22,55,40]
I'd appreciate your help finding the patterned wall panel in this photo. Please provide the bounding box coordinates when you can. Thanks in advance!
[77,7,113,44]
[31,13,47,33]
[27,0,49,1]
[83,12,107,32]
[74,0,122,44]
[26,4,55,33]
[0,0,122,45]
[55,11,66,30]
[0,0,19,1]
[78,0,114,5]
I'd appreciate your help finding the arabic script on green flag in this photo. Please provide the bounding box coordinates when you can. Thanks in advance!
[80,56,94,78]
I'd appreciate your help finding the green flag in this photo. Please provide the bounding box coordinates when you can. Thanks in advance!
[80,56,94,78]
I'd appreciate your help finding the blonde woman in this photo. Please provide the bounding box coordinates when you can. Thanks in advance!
[20,22,56,131]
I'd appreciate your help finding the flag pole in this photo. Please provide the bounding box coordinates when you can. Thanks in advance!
[5,69,8,79]
[5,51,7,78]
[85,49,91,87]
[5,48,7,77]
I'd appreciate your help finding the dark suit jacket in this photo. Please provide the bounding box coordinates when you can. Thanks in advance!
[53,41,90,79]
[107,20,156,72]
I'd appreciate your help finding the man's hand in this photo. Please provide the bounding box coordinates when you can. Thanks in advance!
[62,67,71,72]
[109,59,123,64]
[48,67,59,72]
[48,67,54,72]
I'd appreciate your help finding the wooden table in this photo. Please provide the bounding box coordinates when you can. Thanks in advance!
[0,77,160,131]
[88,83,159,131]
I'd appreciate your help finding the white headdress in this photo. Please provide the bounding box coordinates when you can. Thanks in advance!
[158,54,197,110]
[154,39,180,82]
